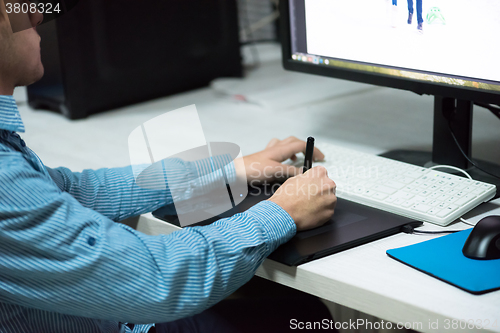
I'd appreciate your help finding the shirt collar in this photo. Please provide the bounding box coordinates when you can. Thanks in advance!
[0,95,25,133]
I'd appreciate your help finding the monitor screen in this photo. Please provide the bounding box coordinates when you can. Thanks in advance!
[284,0,500,103]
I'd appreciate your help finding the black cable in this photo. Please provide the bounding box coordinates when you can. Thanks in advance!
[447,119,500,181]
[412,230,462,234]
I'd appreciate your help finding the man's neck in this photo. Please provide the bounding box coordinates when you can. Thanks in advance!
[0,81,14,95]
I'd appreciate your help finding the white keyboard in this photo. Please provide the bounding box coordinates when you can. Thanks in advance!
[310,143,496,226]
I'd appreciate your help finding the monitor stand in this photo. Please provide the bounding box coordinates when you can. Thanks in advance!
[379,96,500,199]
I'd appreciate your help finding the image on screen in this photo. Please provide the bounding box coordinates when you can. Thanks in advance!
[291,0,500,92]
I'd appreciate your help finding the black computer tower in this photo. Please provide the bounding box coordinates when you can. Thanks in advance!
[28,0,242,119]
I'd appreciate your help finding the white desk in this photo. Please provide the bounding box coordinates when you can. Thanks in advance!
[18,43,500,332]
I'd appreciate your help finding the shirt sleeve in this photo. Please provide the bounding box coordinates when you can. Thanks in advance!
[0,151,296,324]
[45,154,236,222]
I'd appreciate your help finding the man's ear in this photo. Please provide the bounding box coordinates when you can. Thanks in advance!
[0,0,13,36]
[0,4,9,41]
[3,1,34,33]
[0,0,5,23]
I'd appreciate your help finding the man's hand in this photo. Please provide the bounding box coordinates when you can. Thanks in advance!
[269,166,337,231]
[242,136,325,184]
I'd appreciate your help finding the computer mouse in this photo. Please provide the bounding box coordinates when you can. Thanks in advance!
[462,215,500,260]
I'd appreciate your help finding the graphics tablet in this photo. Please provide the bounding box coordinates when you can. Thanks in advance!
[153,185,421,266]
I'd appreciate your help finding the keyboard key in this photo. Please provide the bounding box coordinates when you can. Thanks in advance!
[385,180,405,189]
[402,200,415,208]
[403,186,413,192]
[427,208,439,215]
[362,189,373,197]
[429,198,441,207]
[372,185,397,195]
[436,204,459,218]
[394,192,414,200]
[355,187,365,194]
[428,200,441,207]
[406,171,421,178]
[446,196,458,204]
[372,192,388,200]
[413,195,427,203]
[447,189,457,195]
[429,192,441,199]
[419,190,431,197]
[385,196,397,203]
[393,198,406,205]
[454,195,476,206]
[438,194,449,201]
[472,189,485,195]
[412,204,432,213]
[399,177,415,184]
[406,169,429,178]
[421,197,433,204]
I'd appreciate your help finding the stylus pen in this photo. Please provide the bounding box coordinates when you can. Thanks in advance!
[303,137,315,173]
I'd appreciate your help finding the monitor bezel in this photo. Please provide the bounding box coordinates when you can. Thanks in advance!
[280,0,500,105]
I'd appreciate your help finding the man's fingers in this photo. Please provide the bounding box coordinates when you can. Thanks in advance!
[279,136,300,145]
[276,140,325,162]
[266,138,280,149]
[269,137,325,162]
[281,136,324,161]
[321,179,336,194]
[312,147,325,162]
[307,165,328,176]
[271,164,303,178]
[274,141,308,161]
[283,165,303,177]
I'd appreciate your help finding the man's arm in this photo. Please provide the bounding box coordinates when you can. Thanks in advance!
[44,135,326,222]
[0,151,295,324]
[45,154,234,221]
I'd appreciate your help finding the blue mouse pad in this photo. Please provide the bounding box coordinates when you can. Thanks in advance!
[387,229,500,295]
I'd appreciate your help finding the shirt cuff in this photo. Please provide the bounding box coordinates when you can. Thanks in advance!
[245,200,297,254]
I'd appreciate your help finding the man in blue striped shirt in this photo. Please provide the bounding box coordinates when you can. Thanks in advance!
[0,3,337,333]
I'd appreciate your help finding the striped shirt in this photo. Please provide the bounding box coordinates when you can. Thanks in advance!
[0,95,296,333]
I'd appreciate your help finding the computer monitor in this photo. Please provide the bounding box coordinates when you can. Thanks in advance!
[280,0,500,197]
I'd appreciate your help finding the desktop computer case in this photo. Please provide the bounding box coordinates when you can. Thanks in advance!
[28,0,242,119]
